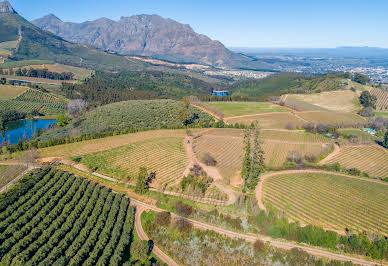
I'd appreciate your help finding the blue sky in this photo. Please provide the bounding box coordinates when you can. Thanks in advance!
[9,0,388,48]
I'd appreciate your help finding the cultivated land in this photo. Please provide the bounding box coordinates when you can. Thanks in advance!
[287,90,361,112]
[80,136,188,188]
[297,111,365,125]
[262,172,388,234]
[0,168,135,265]
[371,87,388,111]
[203,101,288,117]
[325,145,388,178]
[226,112,305,129]
[0,164,27,188]
[0,84,28,99]
[192,128,333,181]
[0,88,67,115]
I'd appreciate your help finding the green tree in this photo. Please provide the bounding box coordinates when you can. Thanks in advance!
[57,114,69,127]
[247,122,265,190]
[359,91,377,108]
[241,128,251,191]
[353,73,371,85]
[135,167,148,194]
[130,240,150,263]
[383,128,388,149]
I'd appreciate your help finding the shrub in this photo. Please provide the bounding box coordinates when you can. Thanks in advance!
[130,240,150,262]
[155,211,171,227]
[285,122,295,130]
[302,122,316,133]
[316,123,329,134]
[304,153,317,163]
[346,168,361,176]
[360,107,374,117]
[287,150,302,164]
[201,152,217,166]
[253,239,266,253]
[174,218,192,233]
[174,201,193,216]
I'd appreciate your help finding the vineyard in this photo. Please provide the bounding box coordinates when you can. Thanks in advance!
[0,164,27,188]
[0,167,135,265]
[37,99,214,142]
[371,88,388,111]
[0,88,67,116]
[38,129,187,159]
[226,112,305,129]
[80,136,188,189]
[262,172,388,234]
[298,111,365,125]
[193,129,331,181]
[203,101,288,117]
[325,145,388,178]
[284,97,329,111]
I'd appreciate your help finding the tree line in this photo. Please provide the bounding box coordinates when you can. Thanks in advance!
[0,68,74,80]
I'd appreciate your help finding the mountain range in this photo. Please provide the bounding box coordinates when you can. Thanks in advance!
[32,13,247,67]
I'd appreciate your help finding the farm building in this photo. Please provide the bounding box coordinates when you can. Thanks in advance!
[212,90,229,96]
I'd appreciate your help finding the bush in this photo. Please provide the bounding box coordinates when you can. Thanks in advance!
[287,150,302,164]
[253,239,266,253]
[174,218,192,233]
[360,107,374,117]
[285,122,295,130]
[346,168,361,176]
[174,201,193,216]
[304,153,317,163]
[302,122,316,133]
[201,152,217,166]
[316,123,329,134]
[130,240,150,262]
[155,211,171,227]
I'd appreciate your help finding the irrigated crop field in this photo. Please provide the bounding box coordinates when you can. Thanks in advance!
[298,111,365,125]
[287,90,360,112]
[193,129,331,181]
[262,172,388,234]
[371,88,388,111]
[226,112,305,129]
[325,145,388,178]
[203,101,288,117]
[0,167,135,265]
[80,136,188,188]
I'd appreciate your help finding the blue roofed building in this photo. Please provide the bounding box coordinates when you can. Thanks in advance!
[211,90,229,96]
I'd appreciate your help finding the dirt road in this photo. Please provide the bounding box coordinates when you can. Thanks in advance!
[131,198,377,266]
[135,207,180,266]
[318,143,340,165]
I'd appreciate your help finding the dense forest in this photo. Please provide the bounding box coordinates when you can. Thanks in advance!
[61,71,219,105]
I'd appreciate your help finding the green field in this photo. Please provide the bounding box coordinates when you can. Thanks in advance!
[374,111,388,117]
[262,172,388,234]
[0,167,136,265]
[203,101,288,117]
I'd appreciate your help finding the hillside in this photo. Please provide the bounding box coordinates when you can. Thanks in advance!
[0,2,146,72]
[32,14,247,68]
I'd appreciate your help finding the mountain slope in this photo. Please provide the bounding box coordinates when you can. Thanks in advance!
[33,14,248,67]
[0,1,145,72]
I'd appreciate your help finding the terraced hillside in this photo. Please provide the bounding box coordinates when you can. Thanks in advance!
[325,145,388,178]
[0,167,135,265]
[262,172,388,234]
[192,129,333,181]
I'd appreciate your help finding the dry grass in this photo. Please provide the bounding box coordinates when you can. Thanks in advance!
[287,90,360,112]
[226,112,305,129]
[298,111,365,125]
[203,101,288,117]
[0,84,28,99]
[263,172,388,234]
[325,145,388,178]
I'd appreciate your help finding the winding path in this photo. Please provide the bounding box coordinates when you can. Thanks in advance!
[318,143,341,165]
[0,163,38,193]
[131,198,378,266]
[183,135,237,205]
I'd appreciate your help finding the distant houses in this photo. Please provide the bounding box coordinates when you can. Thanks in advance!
[211,90,229,96]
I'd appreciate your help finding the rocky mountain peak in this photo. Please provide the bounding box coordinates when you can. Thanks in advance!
[0,1,16,14]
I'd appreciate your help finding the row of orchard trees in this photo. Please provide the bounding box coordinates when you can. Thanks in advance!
[241,122,265,191]
[0,168,135,265]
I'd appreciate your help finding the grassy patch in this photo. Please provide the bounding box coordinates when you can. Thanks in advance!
[203,101,288,117]
[0,84,28,99]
